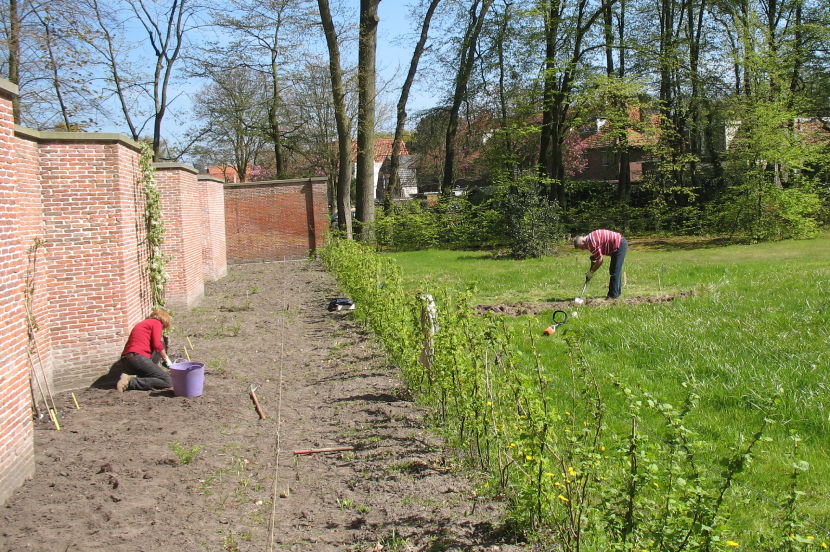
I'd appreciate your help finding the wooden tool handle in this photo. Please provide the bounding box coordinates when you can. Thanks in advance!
[293,446,354,455]
[249,391,266,420]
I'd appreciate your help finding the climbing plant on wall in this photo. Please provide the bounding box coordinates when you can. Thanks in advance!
[139,142,169,308]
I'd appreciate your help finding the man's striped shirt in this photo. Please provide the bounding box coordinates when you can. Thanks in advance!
[585,229,622,263]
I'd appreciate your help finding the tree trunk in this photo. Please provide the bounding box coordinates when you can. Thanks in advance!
[318,0,352,238]
[540,0,610,208]
[269,44,285,177]
[387,0,441,210]
[616,0,631,202]
[442,0,494,196]
[356,0,381,240]
[8,0,20,123]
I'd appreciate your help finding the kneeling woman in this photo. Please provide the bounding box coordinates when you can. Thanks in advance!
[117,308,174,392]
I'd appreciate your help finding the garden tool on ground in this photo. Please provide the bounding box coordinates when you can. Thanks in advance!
[543,310,569,335]
[574,280,588,304]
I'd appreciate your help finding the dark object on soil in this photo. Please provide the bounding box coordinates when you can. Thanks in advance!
[327,298,354,312]
[293,446,354,455]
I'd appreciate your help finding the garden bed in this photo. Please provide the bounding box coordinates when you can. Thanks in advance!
[1,261,526,551]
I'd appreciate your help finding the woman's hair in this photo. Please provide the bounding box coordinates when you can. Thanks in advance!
[150,308,172,330]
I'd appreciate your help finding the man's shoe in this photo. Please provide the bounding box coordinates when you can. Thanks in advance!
[117,373,132,392]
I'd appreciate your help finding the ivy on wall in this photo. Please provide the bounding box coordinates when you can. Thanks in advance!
[139,142,170,308]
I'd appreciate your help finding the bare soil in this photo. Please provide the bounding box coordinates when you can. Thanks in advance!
[474,290,696,317]
[1,261,528,552]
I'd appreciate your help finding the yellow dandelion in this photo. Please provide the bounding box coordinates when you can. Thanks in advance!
[726,541,739,547]
[601,446,606,451]
[526,455,533,461]
[545,473,556,477]
[487,401,492,406]
[558,495,569,502]
[565,411,571,415]
[568,467,576,476]
[653,482,659,488]
[821,542,827,548]
[808,537,815,540]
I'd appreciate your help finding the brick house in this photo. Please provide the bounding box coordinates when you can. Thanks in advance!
[571,118,658,183]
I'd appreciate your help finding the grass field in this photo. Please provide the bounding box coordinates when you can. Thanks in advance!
[388,234,830,535]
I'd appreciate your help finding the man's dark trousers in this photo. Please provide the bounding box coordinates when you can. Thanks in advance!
[607,237,628,299]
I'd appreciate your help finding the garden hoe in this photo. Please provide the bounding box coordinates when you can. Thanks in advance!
[573,279,589,304]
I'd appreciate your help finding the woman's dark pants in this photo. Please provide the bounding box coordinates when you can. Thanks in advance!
[607,237,628,299]
[123,354,172,391]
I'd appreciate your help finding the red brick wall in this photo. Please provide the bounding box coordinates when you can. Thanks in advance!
[14,131,53,390]
[0,81,232,504]
[155,164,204,309]
[198,176,228,281]
[37,140,150,390]
[0,80,35,505]
[224,178,328,263]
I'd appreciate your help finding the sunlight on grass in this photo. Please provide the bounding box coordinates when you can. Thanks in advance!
[388,233,830,529]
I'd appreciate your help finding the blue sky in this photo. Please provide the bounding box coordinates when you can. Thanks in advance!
[105,1,439,145]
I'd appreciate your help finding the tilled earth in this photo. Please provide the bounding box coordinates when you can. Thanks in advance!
[1,261,528,552]
[474,290,696,317]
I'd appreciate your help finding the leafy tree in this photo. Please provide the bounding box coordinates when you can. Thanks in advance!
[192,65,268,181]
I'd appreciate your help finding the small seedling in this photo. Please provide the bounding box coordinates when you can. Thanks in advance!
[170,441,203,465]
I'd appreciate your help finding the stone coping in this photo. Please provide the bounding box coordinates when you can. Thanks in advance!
[0,77,19,96]
[153,162,197,174]
[197,175,226,183]
[14,125,142,152]
[223,176,328,189]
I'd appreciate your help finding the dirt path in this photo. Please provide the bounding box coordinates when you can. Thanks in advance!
[1,261,526,552]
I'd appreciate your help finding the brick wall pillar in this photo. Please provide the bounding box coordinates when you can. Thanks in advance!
[0,78,35,505]
[155,163,204,309]
[37,135,149,390]
[197,175,228,281]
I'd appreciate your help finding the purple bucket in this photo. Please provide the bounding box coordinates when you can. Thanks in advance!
[170,359,205,397]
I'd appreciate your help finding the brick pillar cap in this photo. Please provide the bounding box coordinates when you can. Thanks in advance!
[0,78,19,97]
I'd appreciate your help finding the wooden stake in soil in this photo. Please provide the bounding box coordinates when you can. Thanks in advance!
[71,392,80,409]
[293,446,354,455]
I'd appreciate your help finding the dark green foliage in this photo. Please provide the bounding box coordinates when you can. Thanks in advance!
[501,185,562,258]
[373,196,506,251]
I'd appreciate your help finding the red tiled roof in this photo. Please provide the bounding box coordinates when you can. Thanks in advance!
[346,139,409,163]
[208,166,243,183]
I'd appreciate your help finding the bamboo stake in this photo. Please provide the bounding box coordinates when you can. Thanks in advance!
[186,336,194,350]
[71,393,80,409]
[27,350,58,430]
[31,330,59,425]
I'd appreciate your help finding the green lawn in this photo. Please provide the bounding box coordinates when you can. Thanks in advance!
[388,234,830,532]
